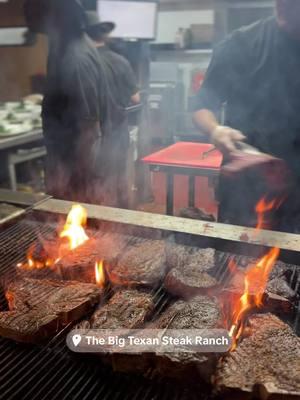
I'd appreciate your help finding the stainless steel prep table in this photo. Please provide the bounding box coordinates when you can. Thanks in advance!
[0,129,45,190]
[0,129,43,151]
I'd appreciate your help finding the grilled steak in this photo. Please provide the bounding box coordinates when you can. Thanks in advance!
[107,239,167,287]
[56,233,130,283]
[166,244,215,272]
[226,265,296,302]
[216,313,300,397]
[0,278,102,343]
[164,244,217,298]
[178,207,215,222]
[267,277,296,300]
[84,289,154,329]
[151,296,222,382]
[153,296,221,330]
[164,265,218,299]
[78,289,155,374]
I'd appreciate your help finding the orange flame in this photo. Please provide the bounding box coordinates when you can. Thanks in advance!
[17,243,54,271]
[18,204,89,270]
[228,247,280,350]
[6,291,15,310]
[255,197,283,230]
[227,196,282,350]
[95,261,105,287]
[59,205,89,250]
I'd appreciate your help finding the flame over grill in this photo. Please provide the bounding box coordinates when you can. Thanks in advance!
[17,204,89,271]
[226,196,283,350]
[59,205,89,251]
[95,261,105,288]
[228,247,280,350]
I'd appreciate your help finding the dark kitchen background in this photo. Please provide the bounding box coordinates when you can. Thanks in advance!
[0,2,300,400]
[0,0,274,217]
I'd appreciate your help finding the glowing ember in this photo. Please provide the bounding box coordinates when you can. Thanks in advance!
[60,205,89,250]
[95,261,105,287]
[6,291,15,310]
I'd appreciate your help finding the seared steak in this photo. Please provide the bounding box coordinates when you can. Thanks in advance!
[267,277,296,300]
[56,233,130,283]
[0,278,102,343]
[216,313,300,397]
[107,239,167,287]
[150,296,222,382]
[166,244,215,272]
[153,296,221,330]
[226,265,296,302]
[164,244,217,298]
[77,290,155,374]
[164,265,218,299]
[178,207,215,222]
[85,289,154,329]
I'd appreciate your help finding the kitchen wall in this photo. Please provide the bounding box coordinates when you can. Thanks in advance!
[152,2,215,110]
[0,0,47,101]
[155,9,214,44]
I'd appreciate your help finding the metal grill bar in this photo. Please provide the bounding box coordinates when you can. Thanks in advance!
[71,374,96,400]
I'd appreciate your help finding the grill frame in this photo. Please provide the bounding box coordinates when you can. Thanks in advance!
[0,209,299,400]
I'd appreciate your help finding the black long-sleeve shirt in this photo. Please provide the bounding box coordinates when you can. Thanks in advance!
[195,17,300,176]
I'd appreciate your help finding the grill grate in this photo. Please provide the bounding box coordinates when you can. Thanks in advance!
[0,215,299,400]
[0,216,210,400]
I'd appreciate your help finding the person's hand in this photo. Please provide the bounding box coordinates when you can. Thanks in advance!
[211,125,246,156]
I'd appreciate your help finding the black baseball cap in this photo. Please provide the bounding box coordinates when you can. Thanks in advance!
[85,11,115,34]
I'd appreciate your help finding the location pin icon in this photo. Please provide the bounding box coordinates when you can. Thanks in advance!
[72,334,82,347]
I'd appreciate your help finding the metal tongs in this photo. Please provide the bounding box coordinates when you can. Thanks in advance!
[201,141,263,159]
[201,146,218,159]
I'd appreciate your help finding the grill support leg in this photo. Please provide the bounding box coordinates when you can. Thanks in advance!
[188,175,195,208]
[166,173,174,216]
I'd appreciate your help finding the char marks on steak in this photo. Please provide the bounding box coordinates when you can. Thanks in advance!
[166,244,215,272]
[216,313,300,397]
[150,296,222,382]
[229,257,296,301]
[164,265,218,299]
[0,278,102,343]
[267,277,296,301]
[56,233,131,283]
[227,264,296,302]
[153,295,221,330]
[85,290,154,329]
[107,239,167,287]
[78,290,155,375]
[164,245,217,298]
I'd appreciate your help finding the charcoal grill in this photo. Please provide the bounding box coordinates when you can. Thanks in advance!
[0,195,299,400]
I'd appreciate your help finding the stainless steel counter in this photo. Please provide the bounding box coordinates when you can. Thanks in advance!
[0,129,43,151]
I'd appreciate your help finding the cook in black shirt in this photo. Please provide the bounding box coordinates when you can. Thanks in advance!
[193,0,300,231]
[85,11,140,208]
[24,0,109,203]
[85,11,140,107]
